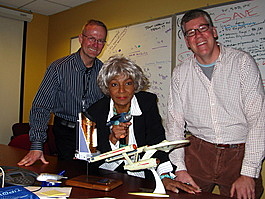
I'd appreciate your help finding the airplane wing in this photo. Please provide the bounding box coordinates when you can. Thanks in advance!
[124,158,158,171]
[145,140,190,152]
[45,179,62,183]
[105,145,147,162]
[88,144,137,163]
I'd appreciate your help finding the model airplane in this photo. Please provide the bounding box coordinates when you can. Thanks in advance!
[76,139,189,194]
[86,140,189,170]
[37,173,68,186]
[74,113,190,195]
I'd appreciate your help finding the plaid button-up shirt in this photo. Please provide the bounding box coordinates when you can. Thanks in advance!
[166,44,265,178]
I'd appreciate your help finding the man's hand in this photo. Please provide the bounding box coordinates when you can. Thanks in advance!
[162,177,201,194]
[17,150,49,166]
[230,175,255,199]
[175,170,201,191]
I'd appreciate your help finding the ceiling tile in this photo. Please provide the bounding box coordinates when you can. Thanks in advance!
[0,0,32,8]
[0,0,95,16]
[22,0,70,16]
[48,0,94,8]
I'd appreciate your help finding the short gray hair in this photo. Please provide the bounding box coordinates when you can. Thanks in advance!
[181,9,214,33]
[97,55,149,95]
[82,19,107,36]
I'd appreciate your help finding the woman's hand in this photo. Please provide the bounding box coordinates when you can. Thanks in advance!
[175,170,200,190]
[109,122,131,144]
[162,177,201,194]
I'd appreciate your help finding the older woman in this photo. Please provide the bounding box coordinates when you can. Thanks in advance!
[86,55,199,194]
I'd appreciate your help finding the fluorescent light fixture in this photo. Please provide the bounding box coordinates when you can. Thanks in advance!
[0,6,33,22]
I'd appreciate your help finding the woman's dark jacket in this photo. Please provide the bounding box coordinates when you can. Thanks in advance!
[86,91,169,166]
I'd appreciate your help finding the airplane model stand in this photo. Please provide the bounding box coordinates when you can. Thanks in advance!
[150,168,166,194]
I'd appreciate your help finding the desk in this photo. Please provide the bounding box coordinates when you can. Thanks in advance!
[0,144,231,198]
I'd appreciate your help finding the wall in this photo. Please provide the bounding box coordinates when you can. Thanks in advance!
[23,13,49,122]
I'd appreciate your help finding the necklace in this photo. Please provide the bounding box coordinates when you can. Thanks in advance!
[113,107,131,115]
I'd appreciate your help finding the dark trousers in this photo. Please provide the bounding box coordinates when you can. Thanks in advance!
[185,135,264,198]
[53,116,77,160]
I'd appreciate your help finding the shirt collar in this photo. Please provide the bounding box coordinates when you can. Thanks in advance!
[192,42,223,67]
[215,43,224,63]
[130,95,142,116]
[109,95,142,118]
[75,48,97,72]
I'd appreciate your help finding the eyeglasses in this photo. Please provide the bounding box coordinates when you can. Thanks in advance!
[184,24,210,37]
[82,34,106,45]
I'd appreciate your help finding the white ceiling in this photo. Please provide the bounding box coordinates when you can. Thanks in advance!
[0,0,94,16]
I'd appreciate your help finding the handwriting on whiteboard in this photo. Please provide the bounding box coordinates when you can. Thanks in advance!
[176,0,265,87]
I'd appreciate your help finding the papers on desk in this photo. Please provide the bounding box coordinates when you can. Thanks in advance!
[25,186,72,198]
[129,192,169,197]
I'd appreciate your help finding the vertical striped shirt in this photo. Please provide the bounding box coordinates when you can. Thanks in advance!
[29,49,104,150]
[166,44,265,178]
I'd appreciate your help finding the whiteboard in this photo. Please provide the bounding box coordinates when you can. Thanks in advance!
[176,0,265,85]
[71,17,172,120]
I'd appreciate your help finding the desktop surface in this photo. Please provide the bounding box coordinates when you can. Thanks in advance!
[0,144,231,198]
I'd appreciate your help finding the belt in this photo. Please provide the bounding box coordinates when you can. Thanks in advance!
[215,143,245,149]
[189,135,245,149]
[56,116,76,128]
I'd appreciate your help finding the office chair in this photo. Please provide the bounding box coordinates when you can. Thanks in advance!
[8,123,57,156]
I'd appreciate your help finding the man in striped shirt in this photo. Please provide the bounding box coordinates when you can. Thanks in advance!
[18,19,107,165]
[165,9,264,199]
